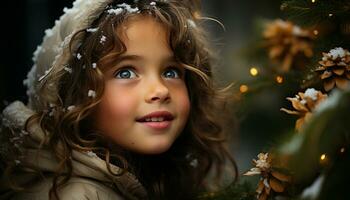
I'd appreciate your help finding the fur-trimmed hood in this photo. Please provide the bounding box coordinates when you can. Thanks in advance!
[24,0,113,111]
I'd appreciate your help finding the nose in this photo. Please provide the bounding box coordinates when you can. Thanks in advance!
[145,78,170,103]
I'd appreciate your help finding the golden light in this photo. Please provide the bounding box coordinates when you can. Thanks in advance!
[311,0,316,3]
[276,76,284,84]
[313,30,319,35]
[320,154,326,161]
[239,85,249,93]
[340,147,345,153]
[250,67,259,76]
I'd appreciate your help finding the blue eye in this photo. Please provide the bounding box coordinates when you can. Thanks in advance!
[163,68,181,79]
[115,68,137,79]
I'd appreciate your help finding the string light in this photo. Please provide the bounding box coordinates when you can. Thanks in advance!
[313,30,319,36]
[311,0,316,3]
[276,76,284,84]
[250,67,259,76]
[320,154,326,161]
[328,13,333,17]
[239,85,249,93]
[340,147,345,153]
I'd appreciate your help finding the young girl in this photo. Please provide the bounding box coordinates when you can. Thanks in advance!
[0,0,237,199]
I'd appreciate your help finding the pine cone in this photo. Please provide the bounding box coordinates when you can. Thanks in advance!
[264,19,314,72]
[315,47,350,91]
[281,88,327,131]
[244,153,291,200]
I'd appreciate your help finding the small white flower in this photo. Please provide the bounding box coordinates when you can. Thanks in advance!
[92,63,97,69]
[88,90,96,98]
[150,1,156,6]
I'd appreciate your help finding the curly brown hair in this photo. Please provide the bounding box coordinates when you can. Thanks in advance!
[6,0,238,199]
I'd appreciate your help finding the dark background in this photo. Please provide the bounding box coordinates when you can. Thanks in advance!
[1,0,72,108]
[0,0,282,172]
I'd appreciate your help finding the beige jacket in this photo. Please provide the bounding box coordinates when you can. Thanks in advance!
[0,101,147,200]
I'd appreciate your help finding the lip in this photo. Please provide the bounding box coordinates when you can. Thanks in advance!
[139,121,172,129]
[136,111,174,130]
[136,111,174,122]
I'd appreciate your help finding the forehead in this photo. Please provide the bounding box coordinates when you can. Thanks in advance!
[117,15,173,56]
[119,15,169,45]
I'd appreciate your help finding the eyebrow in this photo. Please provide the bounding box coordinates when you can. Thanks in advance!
[113,54,177,65]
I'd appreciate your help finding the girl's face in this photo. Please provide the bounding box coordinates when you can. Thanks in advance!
[93,16,190,154]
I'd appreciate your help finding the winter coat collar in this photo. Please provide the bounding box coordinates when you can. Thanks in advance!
[1,101,147,199]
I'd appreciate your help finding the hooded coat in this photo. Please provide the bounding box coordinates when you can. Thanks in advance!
[0,0,148,199]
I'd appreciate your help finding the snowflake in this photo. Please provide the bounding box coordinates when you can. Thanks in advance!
[67,105,76,111]
[117,3,139,13]
[92,63,97,69]
[88,90,96,98]
[86,28,99,33]
[190,159,198,168]
[100,35,107,44]
[187,19,196,28]
[77,53,82,60]
[64,67,73,74]
[304,88,318,101]
[328,47,346,59]
[107,8,123,15]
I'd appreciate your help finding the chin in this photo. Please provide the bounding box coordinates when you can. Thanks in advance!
[141,139,174,155]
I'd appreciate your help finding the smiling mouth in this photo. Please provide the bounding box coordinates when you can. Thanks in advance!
[136,111,174,129]
[136,111,174,122]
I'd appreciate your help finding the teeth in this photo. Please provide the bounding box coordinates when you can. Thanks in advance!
[144,117,165,122]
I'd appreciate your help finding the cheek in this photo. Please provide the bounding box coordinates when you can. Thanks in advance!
[94,85,138,131]
[174,85,191,120]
